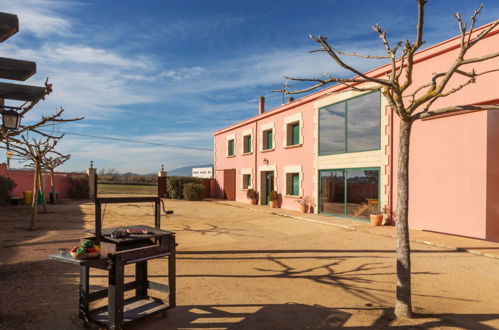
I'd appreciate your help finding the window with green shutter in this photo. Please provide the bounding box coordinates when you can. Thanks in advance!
[286,121,300,146]
[228,139,235,156]
[243,135,252,153]
[263,129,273,150]
[292,173,299,195]
[286,172,300,196]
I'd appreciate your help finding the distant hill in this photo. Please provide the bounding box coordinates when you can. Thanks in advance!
[168,164,213,177]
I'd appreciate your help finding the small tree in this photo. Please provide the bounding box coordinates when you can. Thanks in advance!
[8,135,64,229]
[277,1,499,318]
[42,153,71,195]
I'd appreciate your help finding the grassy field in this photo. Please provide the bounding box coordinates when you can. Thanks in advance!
[97,184,156,195]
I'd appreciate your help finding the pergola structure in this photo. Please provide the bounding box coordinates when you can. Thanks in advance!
[0,12,47,128]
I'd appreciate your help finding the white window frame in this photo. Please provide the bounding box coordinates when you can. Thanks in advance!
[283,113,303,147]
[240,168,253,190]
[226,134,236,157]
[241,128,253,154]
[259,122,275,151]
[283,165,303,197]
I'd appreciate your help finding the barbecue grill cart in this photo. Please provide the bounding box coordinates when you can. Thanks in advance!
[49,197,176,330]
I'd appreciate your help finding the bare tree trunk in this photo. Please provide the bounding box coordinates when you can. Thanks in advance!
[39,166,48,213]
[30,162,39,230]
[395,119,413,318]
[50,169,55,193]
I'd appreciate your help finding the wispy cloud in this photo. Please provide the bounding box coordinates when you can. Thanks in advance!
[1,0,76,37]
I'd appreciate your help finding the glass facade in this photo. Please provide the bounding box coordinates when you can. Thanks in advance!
[319,168,379,219]
[319,91,380,155]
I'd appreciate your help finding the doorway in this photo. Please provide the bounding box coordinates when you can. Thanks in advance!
[261,171,274,205]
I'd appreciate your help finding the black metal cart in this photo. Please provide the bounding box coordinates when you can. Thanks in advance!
[49,196,176,330]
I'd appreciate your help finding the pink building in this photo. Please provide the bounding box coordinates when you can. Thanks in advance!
[213,23,499,242]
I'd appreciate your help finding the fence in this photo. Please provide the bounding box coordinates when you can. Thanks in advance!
[0,163,77,199]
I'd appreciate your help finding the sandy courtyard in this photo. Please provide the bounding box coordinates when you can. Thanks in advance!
[1,198,499,329]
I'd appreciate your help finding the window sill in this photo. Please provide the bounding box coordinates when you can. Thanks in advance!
[242,152,253,156]
[241,188,253,191]
[284,144,302,149]
[284,195,300,199]
[227,155,236,158]
[260,148,275,153]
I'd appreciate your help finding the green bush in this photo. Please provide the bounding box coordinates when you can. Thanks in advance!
[68,175,89,199]
[0,175,16,205]
[167,176,204,199]
[183,183,205,201]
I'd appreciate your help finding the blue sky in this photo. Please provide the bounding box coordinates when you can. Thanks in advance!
[1,0,497,173]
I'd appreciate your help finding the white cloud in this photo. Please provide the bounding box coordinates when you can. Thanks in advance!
[0,0,75,37]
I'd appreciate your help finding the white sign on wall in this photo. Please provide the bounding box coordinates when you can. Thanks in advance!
[192,167,214,178]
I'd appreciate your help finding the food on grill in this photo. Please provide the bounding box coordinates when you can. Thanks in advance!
[126,227,149,234]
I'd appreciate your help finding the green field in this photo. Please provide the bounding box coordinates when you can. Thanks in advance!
[97,184,156,195]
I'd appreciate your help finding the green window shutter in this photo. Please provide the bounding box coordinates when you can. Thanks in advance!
[292,123,299,145]
[228,140,234,156]
[292,173,299,195]
[268,131,273,149]
[248,135,252,152]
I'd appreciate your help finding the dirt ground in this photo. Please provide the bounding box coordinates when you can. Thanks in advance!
[1,198,499,329]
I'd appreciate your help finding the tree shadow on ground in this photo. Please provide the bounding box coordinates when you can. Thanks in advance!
[0,200,89,330]
[132,303,499,329]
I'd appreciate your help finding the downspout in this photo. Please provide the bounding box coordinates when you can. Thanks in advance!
[254,120,258,203]
[389,106,394,224]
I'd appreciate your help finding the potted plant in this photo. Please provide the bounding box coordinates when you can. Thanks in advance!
[296,196,312,213]
[368,203,386,226]
[268,190,279,208]
[246,189,258,205]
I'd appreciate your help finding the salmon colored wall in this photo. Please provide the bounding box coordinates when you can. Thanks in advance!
[0,163,75,200]
[487,110,499,241]
[407,112,488,239]
[214,101,315,211]
[390,27,499,240]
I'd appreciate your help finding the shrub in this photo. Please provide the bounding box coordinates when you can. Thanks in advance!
[269,190,279,201]
[167,176,204,199]
[0,175,16,205]
[183,183,205,201]
[68,175,89,199]
[246,189,258,200]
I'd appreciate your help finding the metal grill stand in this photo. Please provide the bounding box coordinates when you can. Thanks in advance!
[49,197,176,330]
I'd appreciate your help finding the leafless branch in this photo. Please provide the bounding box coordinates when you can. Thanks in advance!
[415,104,499,120]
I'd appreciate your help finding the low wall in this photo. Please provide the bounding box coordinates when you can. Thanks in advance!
[0,163,77,199]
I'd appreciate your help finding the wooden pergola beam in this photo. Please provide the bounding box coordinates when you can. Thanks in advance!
[0,57,36,81]
[0,82,46,101]
[0,13,19,42]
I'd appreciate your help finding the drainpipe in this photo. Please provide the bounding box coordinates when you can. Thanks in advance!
[389,106,394,224]
[254,118,259,203]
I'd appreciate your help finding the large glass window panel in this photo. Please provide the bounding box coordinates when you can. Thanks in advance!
[347,92,380,152]
[345,169,379,219]
[319,103,345,155]
[320,170,345,215]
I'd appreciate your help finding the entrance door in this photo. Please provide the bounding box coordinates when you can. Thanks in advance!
[265,172,274,204]
[223,169,236,201]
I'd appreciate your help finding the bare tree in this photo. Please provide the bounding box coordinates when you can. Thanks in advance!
[7,135,64,229]
[42,152,71,198]
[276,1,499,318]
[0,79,83,142]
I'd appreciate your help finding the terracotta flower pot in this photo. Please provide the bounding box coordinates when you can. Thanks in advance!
[250,198,257,205]
[370,214,383,226]
[299,205,309,213]
[269,200,277,208]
